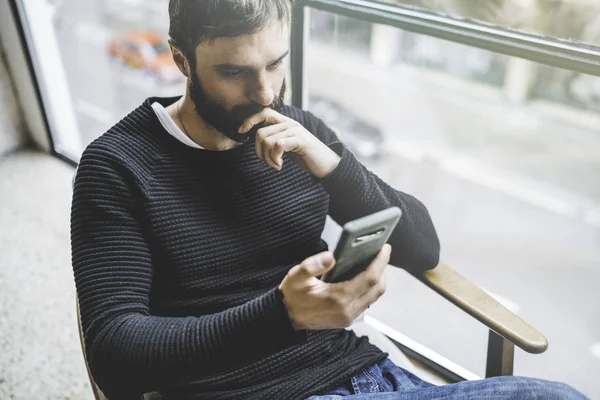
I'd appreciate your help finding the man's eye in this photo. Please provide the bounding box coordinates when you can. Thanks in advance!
[269,59,283,69]
[223,69,243,77]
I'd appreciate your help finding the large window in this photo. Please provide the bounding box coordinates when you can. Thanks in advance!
[305,8,600,397]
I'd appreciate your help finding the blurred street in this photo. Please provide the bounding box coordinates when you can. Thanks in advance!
[53,0,183,146]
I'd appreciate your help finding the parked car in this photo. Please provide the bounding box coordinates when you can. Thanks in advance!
[108,31,183,84]
[308,95,384,159]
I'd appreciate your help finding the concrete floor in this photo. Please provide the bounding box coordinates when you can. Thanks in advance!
[0,150,90,399]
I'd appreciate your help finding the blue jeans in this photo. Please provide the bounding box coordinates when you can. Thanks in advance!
[305,358,588,399]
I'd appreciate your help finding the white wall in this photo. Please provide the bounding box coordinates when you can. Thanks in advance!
[0,47,26,157]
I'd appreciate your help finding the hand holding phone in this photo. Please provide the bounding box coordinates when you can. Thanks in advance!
[278,207,400,329]
[278,243,391,330]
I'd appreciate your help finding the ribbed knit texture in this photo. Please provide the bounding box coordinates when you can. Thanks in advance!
[70,96,440,400]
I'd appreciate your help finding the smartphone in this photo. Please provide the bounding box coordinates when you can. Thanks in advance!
[321,207,402,283]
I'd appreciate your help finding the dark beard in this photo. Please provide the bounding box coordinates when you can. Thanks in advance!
[188,73,286,144]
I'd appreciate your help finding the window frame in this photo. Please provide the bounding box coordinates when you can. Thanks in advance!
[4,0,82,163]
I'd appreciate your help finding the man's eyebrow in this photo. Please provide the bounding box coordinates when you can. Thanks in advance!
[215,50,290,70]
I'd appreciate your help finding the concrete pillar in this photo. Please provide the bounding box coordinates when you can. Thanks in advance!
[503,56,539,104]
[370,23,403,67]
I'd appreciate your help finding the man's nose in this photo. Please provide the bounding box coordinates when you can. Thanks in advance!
[248,74,275,107]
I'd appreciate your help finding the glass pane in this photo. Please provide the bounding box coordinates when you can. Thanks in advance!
[376,0,600,47]
[46,0,184,149]
[308,9,599,398]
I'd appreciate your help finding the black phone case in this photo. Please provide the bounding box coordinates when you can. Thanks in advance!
[321,207,402,283]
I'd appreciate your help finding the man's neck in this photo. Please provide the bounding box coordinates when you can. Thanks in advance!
[166,95,240,151]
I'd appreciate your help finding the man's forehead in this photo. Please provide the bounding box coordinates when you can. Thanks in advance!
[196,22,289,66]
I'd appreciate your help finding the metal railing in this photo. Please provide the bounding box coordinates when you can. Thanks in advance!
[291,0,600,108]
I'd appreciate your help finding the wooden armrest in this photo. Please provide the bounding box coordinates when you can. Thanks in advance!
[410,263,548,354]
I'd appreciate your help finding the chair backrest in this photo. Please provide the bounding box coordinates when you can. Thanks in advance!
[76,299,110,400]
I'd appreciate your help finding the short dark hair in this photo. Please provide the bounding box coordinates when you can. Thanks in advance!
[169,0,295,61]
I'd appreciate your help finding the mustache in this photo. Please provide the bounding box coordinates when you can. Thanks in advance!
[231,95,285,122]
[229,91,285,142]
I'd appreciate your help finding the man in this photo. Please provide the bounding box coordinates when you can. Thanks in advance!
[70,1,587,399]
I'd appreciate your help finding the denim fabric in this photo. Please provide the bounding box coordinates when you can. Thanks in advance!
[305,358,589,399]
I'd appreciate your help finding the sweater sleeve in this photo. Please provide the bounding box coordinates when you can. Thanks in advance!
[303,112,441,273]
[71,146,307,399]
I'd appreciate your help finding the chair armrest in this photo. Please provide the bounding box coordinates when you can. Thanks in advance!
[410,263,548,354]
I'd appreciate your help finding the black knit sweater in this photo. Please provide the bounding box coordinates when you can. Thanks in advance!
[71,96,440,399]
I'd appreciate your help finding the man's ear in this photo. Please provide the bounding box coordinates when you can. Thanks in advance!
[169,39,191,78]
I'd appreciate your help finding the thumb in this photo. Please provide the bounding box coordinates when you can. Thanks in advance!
[299,251,336,278]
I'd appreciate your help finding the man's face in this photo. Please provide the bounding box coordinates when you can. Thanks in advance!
[185,21,289,143]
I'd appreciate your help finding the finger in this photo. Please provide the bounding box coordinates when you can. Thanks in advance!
[239,108,289,134]
[256,121,291,138]
[264,132,297,170]
[350,265,388,317]
[346,244,391,296]
[271,136,302,169]
[369,265,387,302]
[256,124,290,168]
[293,251,336,280]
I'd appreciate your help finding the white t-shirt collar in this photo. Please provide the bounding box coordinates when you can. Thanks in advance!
[151,101,205,149]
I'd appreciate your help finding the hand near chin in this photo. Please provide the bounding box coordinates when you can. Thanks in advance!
[238,109,341,179]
